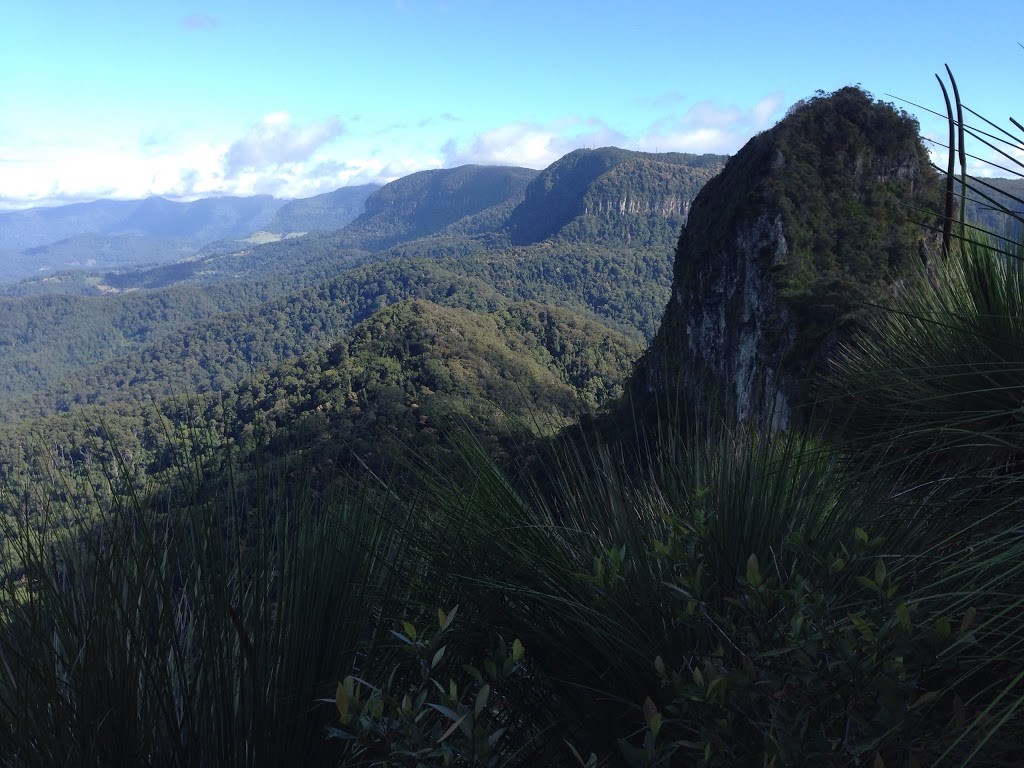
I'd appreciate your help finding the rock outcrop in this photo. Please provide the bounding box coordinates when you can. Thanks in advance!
[636,87,940,426]
[506,147,726,246]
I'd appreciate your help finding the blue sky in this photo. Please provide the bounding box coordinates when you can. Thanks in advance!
[1,0,1020,209]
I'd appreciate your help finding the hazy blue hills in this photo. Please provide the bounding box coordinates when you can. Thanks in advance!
[0,194,286,252]
[264,184,380,234]
[0,233,197,283]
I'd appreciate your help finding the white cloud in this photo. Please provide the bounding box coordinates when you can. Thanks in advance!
[636,94,784,154]
[224,112,346,177]
[442,118,627,168]
[0,93,790,211]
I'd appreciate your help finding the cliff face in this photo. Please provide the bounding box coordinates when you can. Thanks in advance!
[506,147,726,246]
[637,88,940,426]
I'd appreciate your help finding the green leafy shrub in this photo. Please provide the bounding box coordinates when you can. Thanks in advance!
[329,606,528,767]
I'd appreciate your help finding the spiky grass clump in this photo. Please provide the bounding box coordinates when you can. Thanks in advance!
[825,235,1024,485]
[391,415,882,762]
[0,433,418,768]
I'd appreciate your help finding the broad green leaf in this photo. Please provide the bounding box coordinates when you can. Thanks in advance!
[431,645,446,669]
[895,603,911,631]
[642,696,658,726]
[649,712,662,739]
[441,604,458,631]
[850,614,876,642]
[475,684,491,717]
[512,638,524,663]
[402,621,417,641]
[336,679,351,725]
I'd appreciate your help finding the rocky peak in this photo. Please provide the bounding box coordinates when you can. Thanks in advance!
[636,87,940,426]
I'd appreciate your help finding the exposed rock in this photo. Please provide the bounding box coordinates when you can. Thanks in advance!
[636,87,941,426]
[506,147,726,246]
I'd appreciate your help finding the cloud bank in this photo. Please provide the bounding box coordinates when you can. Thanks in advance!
[224,112,346,177]
[0,94,789,210]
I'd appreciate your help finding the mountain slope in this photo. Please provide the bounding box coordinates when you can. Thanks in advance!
[263,184,379,234]
[338,165,538,250]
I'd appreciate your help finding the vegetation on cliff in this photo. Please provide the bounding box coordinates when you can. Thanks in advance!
[640,87,941,423]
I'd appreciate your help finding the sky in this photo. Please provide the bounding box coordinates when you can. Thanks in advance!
[1,0,1020,210]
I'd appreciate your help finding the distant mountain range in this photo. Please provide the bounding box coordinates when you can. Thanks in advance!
[0,188,383,284]
[264,184,381,234]
[0,195,286,251]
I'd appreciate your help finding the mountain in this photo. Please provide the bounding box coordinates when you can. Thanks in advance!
[337,165,539,250]
[963,176,1024,235]
[0,195,286,252]
[0,233,196,282]
[506,147,726,246]
[264,184,380,234]
[636,87,941,426]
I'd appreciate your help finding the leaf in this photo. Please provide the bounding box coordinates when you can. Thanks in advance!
[911,690,940,710]
[431,645,446,669]
[959,606,977,635]
[475,684,491,717]
[874,753,885,768]
[336,679,351,725]
[564,740,596,767]
[850,614,876,643]
[746,553,760,584]
[512,638,524,663]
[692,667,705,688]
[402,621,417,641]
[895,603,911,632]
[874,557,887,586]
[488,727,508,749]
[441,604,458,631]
[654,655,665,675]
[856,527,869,545]
[439,714,468,742]
[642,696,658,726]
[648,712,662,739]
[856,575,881,594]
[438,607,447,629]
[790,612,804,638]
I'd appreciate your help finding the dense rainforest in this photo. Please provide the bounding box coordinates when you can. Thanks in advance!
[1,86,1023,767]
